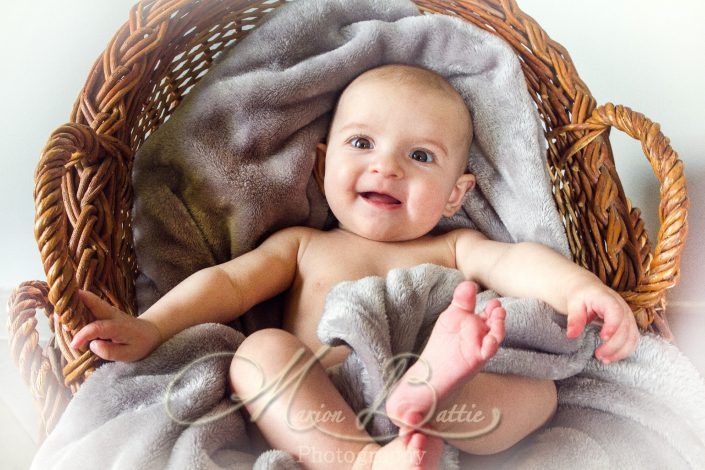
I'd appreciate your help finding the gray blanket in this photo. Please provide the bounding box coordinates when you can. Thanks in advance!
[31,264,705,469]
[32,0,705,468]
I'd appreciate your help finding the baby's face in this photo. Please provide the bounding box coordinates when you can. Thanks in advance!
[317,77,475,242]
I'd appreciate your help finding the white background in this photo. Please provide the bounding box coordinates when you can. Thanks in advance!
[1,1,703,468]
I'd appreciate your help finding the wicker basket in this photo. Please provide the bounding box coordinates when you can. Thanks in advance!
[7,0,688,444]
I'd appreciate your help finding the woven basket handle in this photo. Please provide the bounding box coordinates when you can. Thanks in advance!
[34,123,129,385]
[551,103,689,314]
[7,281,73,441]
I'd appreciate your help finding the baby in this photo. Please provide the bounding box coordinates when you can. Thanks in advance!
[70,64,640,469]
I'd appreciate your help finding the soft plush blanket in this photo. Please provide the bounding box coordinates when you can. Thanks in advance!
[31,264,705,469]
[32,0,705,468]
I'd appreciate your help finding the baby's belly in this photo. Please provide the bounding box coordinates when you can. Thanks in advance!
[282,292,351,370]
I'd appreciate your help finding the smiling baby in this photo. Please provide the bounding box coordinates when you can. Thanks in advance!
[71,64,640,469]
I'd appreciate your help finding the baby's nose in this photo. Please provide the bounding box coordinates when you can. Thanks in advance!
[368,153,403,178]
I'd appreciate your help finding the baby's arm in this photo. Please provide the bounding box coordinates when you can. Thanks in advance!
[452,229,639,363]
[70,226,307,361]
[139,226,305,342]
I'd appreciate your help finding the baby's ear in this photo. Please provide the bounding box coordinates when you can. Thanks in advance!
[462,172,476,192]
[314,143,327,196]
[443,173,475,217]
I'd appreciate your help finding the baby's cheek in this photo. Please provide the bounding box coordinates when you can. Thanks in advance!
[324,173,355,213]
[416,189,447,216]
[322,171,343,200]
[407,196,445,233]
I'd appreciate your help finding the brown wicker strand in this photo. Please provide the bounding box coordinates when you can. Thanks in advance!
[6,281,72,443]
[549,103,688,327]
[33,123,127,386]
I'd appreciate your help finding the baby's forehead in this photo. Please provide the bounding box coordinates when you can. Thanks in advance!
[337,76,469,122]
[330,65,473,149]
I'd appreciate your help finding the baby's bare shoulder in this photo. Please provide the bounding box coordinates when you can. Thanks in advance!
[445,228,489,253]
[265,225,320,262]
[448,228,512,280]
[268,225,315,242]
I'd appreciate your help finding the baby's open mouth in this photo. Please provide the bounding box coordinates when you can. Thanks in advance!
[360,192,401,204]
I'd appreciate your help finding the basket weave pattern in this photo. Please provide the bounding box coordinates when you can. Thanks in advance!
[7,0,688,443]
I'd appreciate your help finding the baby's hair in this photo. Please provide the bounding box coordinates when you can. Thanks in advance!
[325,63,473,173]
[355,63,462,103]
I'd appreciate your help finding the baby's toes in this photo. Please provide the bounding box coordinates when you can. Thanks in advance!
[459,314,490,341]
[438,282,478,332]
[480,332,501,361]
[478,299,502,320]
[458,319,491,365]
[488,307,506,341]
[458,309,505,364]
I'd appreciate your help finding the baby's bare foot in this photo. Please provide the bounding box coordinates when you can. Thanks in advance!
[352,430,444,470]
[385,281,506,433]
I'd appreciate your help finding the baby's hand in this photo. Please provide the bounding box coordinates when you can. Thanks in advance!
[65,289,162,362]
[565,280,640,364]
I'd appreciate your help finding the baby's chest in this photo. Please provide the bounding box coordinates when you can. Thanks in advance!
[298,237,454,299]
[292,259,381,313]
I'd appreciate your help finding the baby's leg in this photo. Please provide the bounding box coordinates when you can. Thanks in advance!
[385,281,556,455]
[228,328,444,470]
[385,281,505,432]
[430,372,557,455]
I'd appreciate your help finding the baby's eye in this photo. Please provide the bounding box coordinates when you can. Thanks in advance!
[350,137,372,149]
[410,149,434,163]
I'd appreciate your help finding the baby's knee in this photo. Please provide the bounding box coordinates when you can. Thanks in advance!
[237,328,304,357]
[229,328,310,383]
[536,379,558,427]
[457,377,557,456]
[505,378,557,446]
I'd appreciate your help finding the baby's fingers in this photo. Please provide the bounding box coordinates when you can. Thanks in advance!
[70,320,119,350]
[595,297,627,341]
[88,340,129,362]
[78,289,119,320]
[596,316,639,363]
